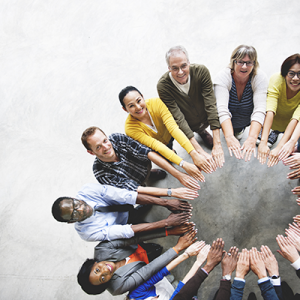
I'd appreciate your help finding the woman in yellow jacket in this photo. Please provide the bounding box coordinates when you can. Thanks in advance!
[119,86,216,183]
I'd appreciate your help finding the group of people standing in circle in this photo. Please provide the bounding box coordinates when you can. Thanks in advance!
[52,44,300,300]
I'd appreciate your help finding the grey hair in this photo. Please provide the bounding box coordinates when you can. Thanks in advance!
[165,45,190,67]
[229,45,259,76]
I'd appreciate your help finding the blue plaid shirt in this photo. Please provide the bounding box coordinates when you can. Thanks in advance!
[93,133,151,191]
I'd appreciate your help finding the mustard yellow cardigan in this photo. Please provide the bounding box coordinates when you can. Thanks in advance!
[125,98,194,165]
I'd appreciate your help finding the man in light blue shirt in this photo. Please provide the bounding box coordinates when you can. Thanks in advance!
[52,183,192,242]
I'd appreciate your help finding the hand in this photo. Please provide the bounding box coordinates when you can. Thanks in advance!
[174,229,198,252]
[200,151,217,172]
[276,235,300,263]
[241,136,256,162]
[168,222,195,236]
[190,150,213,174]
[165,212,192,227]
[182,161,205,182]
[236,249,250,279]
[278,140,297,161]
[283,153,300,168]
[221,246,239,276]
[225,135,242,159]
[260,245,279,277]
[297,199,300,206]
[285,227,300,251]
[203,238,225,273]
[197,244,211,265]
[287,167,300,180]
[267,147,280,167]
[185,240,205,257]
[165,199,193,212]
[249,247,267,279]
[177,172,201,190]
[257,142,270,165]
[292,186,300,195]
[294,215,300,224]
[172,188,199,200]
[212,143,225,168]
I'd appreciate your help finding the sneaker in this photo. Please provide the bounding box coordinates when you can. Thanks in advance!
[247,292,257,300]
[267,130,279,147]
[149,169,167,180]
[198,129,213,149]
[234,129,245,140]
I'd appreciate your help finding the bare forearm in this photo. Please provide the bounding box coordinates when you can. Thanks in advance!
[286,119,300,144]
[136,191,168,205]
[221,119,234,139]
[189,137,206,155]
[260,111,274,144]
[248,121,262,139]
[131,219,167,234]
[137,186,169,197]
[212,128,221,146]
[166,253,189,272]
[276,119,298,148]
[147,151,184,180]
[182,261,203,283]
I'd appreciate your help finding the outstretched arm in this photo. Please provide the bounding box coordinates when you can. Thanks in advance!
[147,151,200,190]
[241,121,262,162]
[212,128,225,168]
[135,193,193,212]
[131,212,192,234]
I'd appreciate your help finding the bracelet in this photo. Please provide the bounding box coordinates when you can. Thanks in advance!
[184,251,190,257]
[179,160,185,167]
[165,227,168,236]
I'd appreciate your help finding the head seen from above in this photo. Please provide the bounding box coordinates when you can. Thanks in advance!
[78,259,112,295]
[281,53,300,96]
[81,126,118,163]
[166,45,190,85]
[230,45,258,79]
[119,86,147,120]
[52,197,93,223]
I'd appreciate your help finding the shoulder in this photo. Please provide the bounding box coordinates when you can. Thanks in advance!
[157,71,171,88]
[190,64,210,75]
[251,69,268,89]
[269,72,284,86]
[214,67,232,85]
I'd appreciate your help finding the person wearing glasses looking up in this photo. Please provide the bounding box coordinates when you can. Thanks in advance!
[51,183,193,242]
[214,45,268,161]
[257,54,300,167]
[157,45,224,170]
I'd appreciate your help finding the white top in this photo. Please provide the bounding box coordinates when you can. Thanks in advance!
[214,67,268,125]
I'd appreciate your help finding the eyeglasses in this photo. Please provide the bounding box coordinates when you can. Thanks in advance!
[235,60,255,67]
[70,199,82,221]
[287,71,300,79]
[170,63,189,72]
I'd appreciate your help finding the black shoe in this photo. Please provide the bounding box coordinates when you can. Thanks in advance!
[267,130,280,147]
[248,292,257,300]
[198,129,213,149]
[282,281,294,300]
[139,242,163,262]
[149,169,167,180]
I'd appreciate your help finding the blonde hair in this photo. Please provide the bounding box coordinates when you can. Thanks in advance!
[229,45,259,76]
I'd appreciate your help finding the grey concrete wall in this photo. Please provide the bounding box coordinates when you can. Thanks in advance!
[1,0,300,299]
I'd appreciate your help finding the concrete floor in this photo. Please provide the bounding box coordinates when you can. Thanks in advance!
[1,0,300,299]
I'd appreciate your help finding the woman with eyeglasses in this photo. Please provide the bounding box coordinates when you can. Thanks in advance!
[257,53,300,167]
[214,45,268,161]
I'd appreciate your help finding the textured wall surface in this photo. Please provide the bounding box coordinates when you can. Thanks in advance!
[1,0,300,299]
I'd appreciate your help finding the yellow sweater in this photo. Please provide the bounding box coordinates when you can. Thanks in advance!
[267,73,300,132]
[125,98,194,165]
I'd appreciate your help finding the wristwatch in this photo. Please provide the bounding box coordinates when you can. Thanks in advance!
[222,275,231,280]
[167,188,172,197]
[271,275,279,279]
